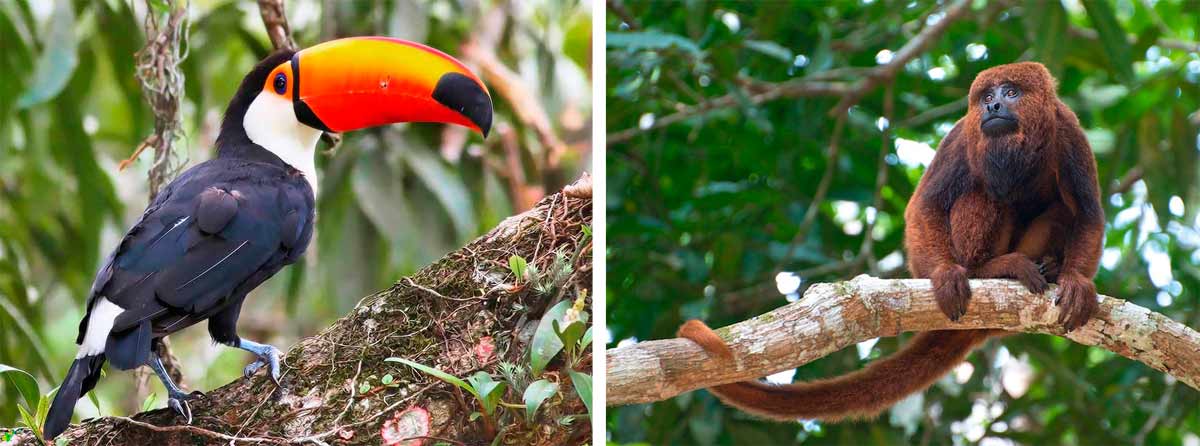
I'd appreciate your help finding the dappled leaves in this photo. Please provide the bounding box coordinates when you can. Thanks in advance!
[607,0,1200,444]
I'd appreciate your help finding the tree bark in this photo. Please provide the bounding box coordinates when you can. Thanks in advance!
[607,274,1200,406]
[5,177,592,445]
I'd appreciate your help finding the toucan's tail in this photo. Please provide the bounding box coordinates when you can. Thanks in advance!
[43,354,106,440]
[678,320,996,421]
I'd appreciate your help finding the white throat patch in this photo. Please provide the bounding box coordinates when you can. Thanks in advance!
[243,92,323,195]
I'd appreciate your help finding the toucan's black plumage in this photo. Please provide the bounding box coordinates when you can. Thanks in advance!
[45,49,313,440]
[44,37,492,440]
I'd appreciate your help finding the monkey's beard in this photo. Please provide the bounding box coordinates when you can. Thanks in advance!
[980,135,1042,203]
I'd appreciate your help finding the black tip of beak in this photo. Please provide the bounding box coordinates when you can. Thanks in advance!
[433,72,493,138]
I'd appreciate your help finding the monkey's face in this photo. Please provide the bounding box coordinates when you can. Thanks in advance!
[979,82,1021,137]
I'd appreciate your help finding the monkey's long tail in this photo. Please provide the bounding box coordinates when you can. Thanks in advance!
[677,320,996,421]
[43,354,106,440]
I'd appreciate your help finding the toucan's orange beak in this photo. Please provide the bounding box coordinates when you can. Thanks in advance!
[270,36,492,136]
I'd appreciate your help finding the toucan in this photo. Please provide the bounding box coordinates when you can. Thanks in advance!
[42,37,492,440]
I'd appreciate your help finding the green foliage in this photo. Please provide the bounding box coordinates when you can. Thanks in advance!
[466,372,508,416]
[530,300,572,375]
[0,0,589,426]
[509,254,529,285]
[567,369,591,417]
[523,379,558,422]
[608,0,1200,444]
[1,364,53,439]
[0,364,39,411]
[530,296,593,375]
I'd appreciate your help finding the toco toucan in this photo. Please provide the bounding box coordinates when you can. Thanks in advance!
[43,37,492,440]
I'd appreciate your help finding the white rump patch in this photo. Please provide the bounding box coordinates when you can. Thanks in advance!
[77,298,125,358]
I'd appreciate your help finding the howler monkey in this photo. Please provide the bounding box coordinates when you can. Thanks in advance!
[677,62,1104,421]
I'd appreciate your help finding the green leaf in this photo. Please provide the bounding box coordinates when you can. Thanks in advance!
[381,374,394,385]
[607,31,701,55]
[552,319,587,353]
[397,142,477,242]
[509,255,528,283]
[465,372,507,415]
[385,357,476,399]
[35,391,50,434]
[358,382,371,394]
[1081,0,1133,84]
[579,327,593,351]
[88,391,102,417]
[530,300,572,375]
[146,0,170,14]
[1024,0,1067,74]
[16,0,77,108]
[141,392,157,412]
[743,40,793,62]
[17,403,37,435]
[469,411,482,421]
[0,363,40,410]
[522,379,558,421]
[567,370,592,416]
[562,11,591,70]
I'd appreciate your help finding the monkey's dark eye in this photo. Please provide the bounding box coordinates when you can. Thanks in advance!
[983,94,994,103]
[273,73,287,95]
[1005,88,1018,98]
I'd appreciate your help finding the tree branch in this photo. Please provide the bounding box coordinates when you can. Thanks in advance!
[459,4,570,172]
[255,0,296,50]
[606,80,849,146]
[5,177,592,445]
[828,0,971,116]
[606,275,1200,406]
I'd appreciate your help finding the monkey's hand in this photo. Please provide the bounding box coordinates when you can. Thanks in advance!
[1037,256,1060,283]
[1055,272,1098,332]
[932,264,971,321]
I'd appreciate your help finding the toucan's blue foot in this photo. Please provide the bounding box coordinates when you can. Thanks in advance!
[238,339,282,384]
[166,392,195,424]
[149,353,201,423]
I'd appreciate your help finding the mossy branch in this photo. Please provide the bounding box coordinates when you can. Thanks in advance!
[5,177,592,445]
[606,275,1200,406]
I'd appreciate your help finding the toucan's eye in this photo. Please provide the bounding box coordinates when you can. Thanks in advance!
[273,73,287,95]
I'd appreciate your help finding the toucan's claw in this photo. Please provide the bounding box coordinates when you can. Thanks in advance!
[166,390,199,424]
[237,339,282,385]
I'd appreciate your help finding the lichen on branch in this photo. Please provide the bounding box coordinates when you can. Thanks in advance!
[606,275,1200,406]
[5,177,592,445]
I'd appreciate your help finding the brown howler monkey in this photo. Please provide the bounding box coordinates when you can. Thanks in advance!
[677,62,1104,421]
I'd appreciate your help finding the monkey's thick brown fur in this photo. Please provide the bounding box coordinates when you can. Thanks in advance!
[678,62,1104,421]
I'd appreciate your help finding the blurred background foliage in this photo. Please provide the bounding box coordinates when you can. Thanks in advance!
[607,0,1199,444]
[0,0,590,425]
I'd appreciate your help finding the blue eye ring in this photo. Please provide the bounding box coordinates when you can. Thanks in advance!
[273,72,287,94]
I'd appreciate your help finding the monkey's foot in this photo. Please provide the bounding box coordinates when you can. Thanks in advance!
[166,389,203,424]
[1005,254,1048,294]
[932,264,971,321]
[238,339,282,385]
[1055,273,1098,332]
[1037,256,1060,282]
[974,253,1047,294]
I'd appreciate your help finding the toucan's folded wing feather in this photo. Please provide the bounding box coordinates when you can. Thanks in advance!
[78,160,309,342]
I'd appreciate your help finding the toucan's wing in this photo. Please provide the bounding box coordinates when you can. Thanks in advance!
[76,161,310,356]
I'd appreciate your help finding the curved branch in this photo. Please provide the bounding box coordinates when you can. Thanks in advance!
[2,178,593,444]
[606,275,1200,406]
[828,0,971,116]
